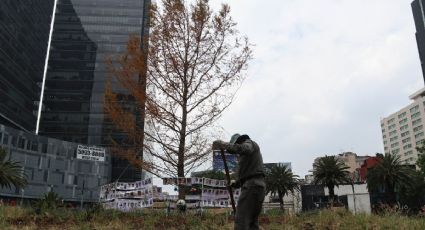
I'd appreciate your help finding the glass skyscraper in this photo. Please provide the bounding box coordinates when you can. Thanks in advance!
[38,0,150,182]
[0,0,55,132]
[412,0,425,83]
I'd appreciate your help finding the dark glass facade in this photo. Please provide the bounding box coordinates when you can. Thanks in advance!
[0,0,54,132]
[0,124,111,202]
[412,0,425,83]
[39,0,150,182]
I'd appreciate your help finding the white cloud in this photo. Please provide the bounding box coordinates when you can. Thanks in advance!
[208,0,424,176]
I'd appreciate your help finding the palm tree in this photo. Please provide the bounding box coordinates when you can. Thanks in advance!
[0,147,27,189]
[366,153,414,204]
[35,191,62,210]
[312,155,351,205]
[265,164,299,211]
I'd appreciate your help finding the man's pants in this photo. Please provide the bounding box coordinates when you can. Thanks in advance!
[235,185,266,230]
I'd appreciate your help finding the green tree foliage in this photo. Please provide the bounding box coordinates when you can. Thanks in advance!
[35,191,62,211]
[0,147,27,189]
[398,170,425,211]
[265,164,299,211]
[366,154,414,203]
[416,141,425,174]
[312,155,351,204]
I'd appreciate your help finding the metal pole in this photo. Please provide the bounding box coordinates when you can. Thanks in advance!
[200,177,204,215]
[352,182,356,214]
[220,148,236,214]
[80,178,85,210]
[20,189,24,206]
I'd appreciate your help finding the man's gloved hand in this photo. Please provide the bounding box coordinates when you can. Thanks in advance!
[212,140,226,150]
[229,179,241,189]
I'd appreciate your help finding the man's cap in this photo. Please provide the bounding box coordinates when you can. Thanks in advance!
[229,133,250,144]
[229,133,241,144]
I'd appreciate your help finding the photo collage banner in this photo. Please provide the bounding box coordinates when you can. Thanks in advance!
[100,178,159,211]
[162,177,241,208]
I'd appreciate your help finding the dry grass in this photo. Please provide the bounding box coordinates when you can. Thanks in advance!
[1,206,425,229]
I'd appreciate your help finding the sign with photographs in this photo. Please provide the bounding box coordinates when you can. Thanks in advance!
[162,177,241,208]
[100,178,157,211]
[76,145,105,162]
[102,198,154,212]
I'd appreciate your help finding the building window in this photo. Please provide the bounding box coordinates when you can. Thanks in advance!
[415,132,424,139]
[18,138,25,149]
[3,134,8,145]
[398,112,407,119]
[402,137,411,144]
[400,124,409,131]
[410,105,419,113]
[390,136,398,142]
[413,118,422,126]
[43,171,49,182]
[391,149,400,154]
[387,118,395,124]
[411,112,421,119]
[42,143,48,153]
[414,125,423,132]
[33,142,40,152]
[401,131,410,137]
[389,130,397,136]
[403,144,412,150]
[391,142,399,148]
[399,118,408,125]
[11,136,17,147]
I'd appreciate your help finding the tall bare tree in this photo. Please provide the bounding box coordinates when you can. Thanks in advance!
[105,0,252,197]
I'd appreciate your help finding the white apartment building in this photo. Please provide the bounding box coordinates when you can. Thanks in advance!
[381,87,425,164]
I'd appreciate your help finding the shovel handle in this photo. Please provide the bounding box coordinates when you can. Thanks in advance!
[220,148,236,214]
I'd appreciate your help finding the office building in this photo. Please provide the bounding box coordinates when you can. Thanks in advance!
[38,0,150,145]
[0,0,55,132]
[38,0,151,182]
[412,0,425,82]
[0,124,111,202]
[381,87,425,164]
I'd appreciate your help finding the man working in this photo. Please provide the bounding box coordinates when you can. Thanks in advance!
[213,134,265,230]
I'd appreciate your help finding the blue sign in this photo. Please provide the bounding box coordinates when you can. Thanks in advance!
[212,150,237,173]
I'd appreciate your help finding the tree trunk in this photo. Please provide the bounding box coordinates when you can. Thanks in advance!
[386,182,396,204]
[177,92,188,200]
[328,185,335,208]
[278,190,284,212]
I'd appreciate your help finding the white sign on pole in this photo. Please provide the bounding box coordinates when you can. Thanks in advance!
[76,145,105,162]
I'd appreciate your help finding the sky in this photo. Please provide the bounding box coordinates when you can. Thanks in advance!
[205,0,425,177]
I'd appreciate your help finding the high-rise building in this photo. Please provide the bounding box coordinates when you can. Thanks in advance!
[0,0,113,203]
[38,0,150,182]
[412,0,425,83]
[381,87,425,164]
[0,0,55,132]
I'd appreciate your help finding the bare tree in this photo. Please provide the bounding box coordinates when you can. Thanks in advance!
[105,0,252,198]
